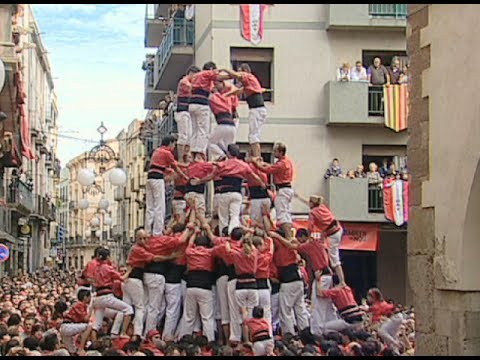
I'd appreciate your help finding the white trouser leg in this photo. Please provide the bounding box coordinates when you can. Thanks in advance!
[180,287,215,342]
[253,339,274,356]
[258,288,272,334]
[175,280,187,340]
[271,291,280,331]
[93,294,133,332]
[208,124,236,161]
[248,106,267,144]
[279,281,309,335]
[60,323,89,353]
[172,199,187,217]
[216,275,230,325]
[145,179,166,236]
[184,192,206,213]
[175,111,192,146]
[143,273,166,336]
[275,187,294,226]
[324,319,352,333]
[235,289,259,320]
[310,275,337,336]
[328,228,343,268]
[213,194,221,219]
[217,193,229,235]
[189,104,211,154]
[250,198,271,226]
[162,283,183,341]
[227,279,242,342]
[228,192,243,234]
[378,313,404,347]
[123,278,145,337]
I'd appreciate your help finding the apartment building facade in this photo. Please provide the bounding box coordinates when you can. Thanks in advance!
[1,4,60,276]
[143,3,410,301]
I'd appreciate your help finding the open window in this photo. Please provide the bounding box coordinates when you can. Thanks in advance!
[362,50,408,69]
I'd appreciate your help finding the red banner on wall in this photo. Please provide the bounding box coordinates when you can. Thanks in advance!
[292,220,379,252]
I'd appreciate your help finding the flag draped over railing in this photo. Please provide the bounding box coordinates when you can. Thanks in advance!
[240,4,268,45]
[383,178,409,226]
[383,84,409,132]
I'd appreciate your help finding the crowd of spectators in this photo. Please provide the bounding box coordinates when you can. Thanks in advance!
[336,57,408,85]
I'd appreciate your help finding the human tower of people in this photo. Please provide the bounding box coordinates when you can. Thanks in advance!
[27,61,413,356]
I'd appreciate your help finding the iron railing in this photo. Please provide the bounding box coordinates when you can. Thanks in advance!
[156,18,194,79]
[368,187,384,213]
[368,4,407,18]
[368,86,384,116]
[8,179,34,212]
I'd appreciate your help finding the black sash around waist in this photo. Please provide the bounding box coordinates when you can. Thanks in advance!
[96,286,113,296]
[278,263,302,283]
[176,96,190,112]
[227,264,237,281]
[186,270,214,290]
[189,89,210,105]
[148,164,166,179]
[129,268,144,280]
[186,183,206,194]
[215,112,235,125]
[165,264,187,284]
[339,304,365,323]
[144,261,168,275]
[252,331,271,343]
[275,183,292,190]
[256,278,269,289]
[217,176,243,194]
[236,273,257,289]
[270,281,280,294]
[214,180,223,194]
[249,186,269,199]
[246,93,265,109]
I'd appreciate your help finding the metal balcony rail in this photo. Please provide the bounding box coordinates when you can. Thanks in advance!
[368,86,385,116]
[368,186,384,213]
[156,18,194,78]
[8,179,34,212]
[368,4,407,18]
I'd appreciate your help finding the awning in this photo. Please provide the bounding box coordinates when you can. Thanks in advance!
[292,220,379,252]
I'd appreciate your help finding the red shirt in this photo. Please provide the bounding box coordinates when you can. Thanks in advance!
[240,72,264,97]
[176,75,192,98]
[212,239,242,265]
[191,70,218,93]
[84,258,101,283]
[223,84,239,114]
[174,163,189,198]
[127,244,156,268]
[173,242,188,266]
[185,243,224,272]
[245,317,270,337]
[94,262,123,289]
[146,235,184,256]
[370,300,395,323]
[65,302,89,323]
[149,146,176,175]
[260,156,293,185]
[112,280,123,298]
[309,204,336,232]
[298,240,329,271]
[216,158,256,181]
[269,261,278,280]
[230,246,258,276]
[187,161,215,182]
[322,286,357,311]
[256,238,273,279]
[272,238,298,268]
[247,163,268,188]
[210,92,232,116]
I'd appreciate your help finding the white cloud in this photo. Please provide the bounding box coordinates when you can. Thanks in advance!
[34,4,98,14]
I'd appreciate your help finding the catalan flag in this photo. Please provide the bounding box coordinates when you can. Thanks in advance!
[383,84,409,132]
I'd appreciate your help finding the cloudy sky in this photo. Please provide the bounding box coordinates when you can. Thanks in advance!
[33,4,148,165]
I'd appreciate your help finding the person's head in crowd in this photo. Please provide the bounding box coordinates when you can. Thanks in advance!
[368,162,378,173]
[23,336,39,351]
[134,227,149,246]
[4,338,21,356]
[97,248,111,263]
[52,348,70,356]
[296,228,310,243]
[327,345,344,356]
[146,330,165,350]
[185,344,201,356]
[31,324,45,341]
[40,332,59,352]
[391,56,400,70]
[367,287,384,304]
[122,341,140,356]
[165,343,183,356]
[341,62,350,73]
[273,142,287,159]
[203,61,217,71]
[160,134,177,151]
[308,195,325,210]
[373,57,382,68]
[102,348,125,356]
[356,164,365,175]
[230,227,244,241]
[7,313,21,327]
[347,169,356,179]
[0,310,10,325]
[22,314,36,335]
[39,305,53,321]
[355,60,364,71]
[218,345,234,356]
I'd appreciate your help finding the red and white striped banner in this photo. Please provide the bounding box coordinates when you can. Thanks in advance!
[240,4,268,45]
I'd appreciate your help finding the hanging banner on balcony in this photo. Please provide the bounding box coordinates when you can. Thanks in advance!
[292,220,379,251]
[383,84,408,132]
[240,4,268,45]
[383,178,408,226]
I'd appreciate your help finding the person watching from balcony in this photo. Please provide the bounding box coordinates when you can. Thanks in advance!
[367,163,383,189]
[324,158,343,179]
[367,57,390,86]
[379,158,390,178]
[354,165,367,178]
[346,170,356,179]
[399,64,409,84]
[336,63,351,82]
[350,61,368,82]
[387,57,403,85]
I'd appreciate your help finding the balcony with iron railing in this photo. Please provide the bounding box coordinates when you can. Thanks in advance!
[7,179,34,213]
[144,54,166,109]
[145,4,167,48]
[326,4,407,30]
[154,17,194,92]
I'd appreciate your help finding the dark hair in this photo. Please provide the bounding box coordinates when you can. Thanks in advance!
[333,158,339,162]
[98,248,110,261]
[203,61,217,70]
[194,335,208,348]
[102,349,124,356]
[363,341,380,356]
[194,235,210,247]
[5,339,21,355]
[185,344,201,356]
[231,227,245,241]
[239,63,252,73]
[53,301,68,320]
[161,135,176,147]
[276,227,287,238]
[134,226,145,238]
[187,65,200,74]
[23,336,40,351]
[221,227,229,236]
[227,144,241,158]
[78,289,91,302]
[327,346,344,356]
[172,223,186,234]
[7,313,21,327]
[274,143,287,156]
[142,349,154,356]
[94,247,104,257]
[166,344,182,356]
[296,228,309,239]
[218,345,234,356]
[123,341,140,354]
[252,306,264,319]
[40,333,59,352]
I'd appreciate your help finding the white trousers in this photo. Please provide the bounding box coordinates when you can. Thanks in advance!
[184,192,206,212]
[227,279,242,342]
[275,187,294,225]
[218,192,243,235]
[328,228,343,268]
[60,323,89,353]
[162,283,183,341]
[143,273,166,336]
[172,199,187,216]
[235,288,259,320]
[250,198,271,226]
[122,278,145,337]
[176,280,201,339]
[271,291,280,332]
[324,318,356,333]
[208,124,236,161]
[253,339,274,356]
[378,313,404,347]
[93,294,133,332]
[215,275,230,325]
[310,275,338,336]
[279,281,309,335]
[175,111,192,146]
[213,193,221,219]
[248,106,268,144]
[145,179,165,236]
[258,287,273,334]
[180,287,215,342]
[104,308,123,335]
[189,103,211,154]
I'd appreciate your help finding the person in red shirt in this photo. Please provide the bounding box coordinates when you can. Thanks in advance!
[172,152,192,223]
[92,249,133,338]
[192,144,266,235]
[222,63,268,158]
[175,65,200,162]
[367,287,395,323]
[59,289,93,355]
[208,80,240,161]
[146,134,188,236]
[82,247,104,289]
[253,142,295,238]
[247,155,271,226]
[188,61,230,156]
[244,306,274,356]
[184,152,215,219]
